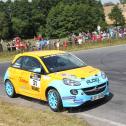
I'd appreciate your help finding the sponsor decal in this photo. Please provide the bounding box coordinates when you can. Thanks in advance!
[30,73,41,89]
[74,99,84,103]
[86,78,99,84]
[62,96,76,100]
[19,78,28,84]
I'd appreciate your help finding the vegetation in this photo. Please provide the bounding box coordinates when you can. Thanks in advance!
[109,5,125,26]
[120,0,126,4]
[46,0,105,38]
[0,51,17,62]
[0,12,10,39]
[0,0,105,39]
[0,100,89,126]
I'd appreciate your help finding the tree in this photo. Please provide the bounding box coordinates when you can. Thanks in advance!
[0,0,106,39]
[12,17,31,38]
[109,5,125,26]
[11,0,60,37]
[0,1,5,12]
[31,0,61,36]
[46,1,106,38]
[0,12,10,39]
[120,0,126,4]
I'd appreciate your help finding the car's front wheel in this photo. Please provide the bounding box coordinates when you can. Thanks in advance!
[47,89,63,112]
[5,80,16,98]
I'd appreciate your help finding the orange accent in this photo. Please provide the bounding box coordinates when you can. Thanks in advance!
[19,78,28,84]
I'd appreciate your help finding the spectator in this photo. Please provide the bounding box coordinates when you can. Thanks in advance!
[26,41,31,51]
[15,37,21,51]
[7,42,11,52]
[0,39,3,52]
[124,28,126,38]
[0,39,3,44]
[40,39,45,50]
[63,40,68,49]
[46,39,50,49]
[78,33,83,45]
[54,41,57,49]
[56,40,60,50]
[71,33,76,45]
[36,40,40,50]
[11,41,16,51]
[0,42,3,52]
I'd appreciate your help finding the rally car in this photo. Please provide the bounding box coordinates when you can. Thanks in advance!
[4,50,109,112]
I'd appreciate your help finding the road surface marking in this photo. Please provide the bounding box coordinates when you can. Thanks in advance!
[78,113,126,126]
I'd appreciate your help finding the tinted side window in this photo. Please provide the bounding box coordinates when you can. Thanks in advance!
[12,57,23,68]
[22,57,42,73]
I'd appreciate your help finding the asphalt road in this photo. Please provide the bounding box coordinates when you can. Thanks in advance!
[1,45,126,126]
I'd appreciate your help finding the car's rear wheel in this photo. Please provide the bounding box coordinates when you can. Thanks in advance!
[47,89,63,112]
[5,80,16,98]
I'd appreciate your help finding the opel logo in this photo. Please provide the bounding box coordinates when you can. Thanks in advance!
[94,87,99,91]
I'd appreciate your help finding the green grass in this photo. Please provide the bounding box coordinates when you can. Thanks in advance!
[0,100,89,126]
[65,39,126,51]
[0,51,18,62]
[1,38,126,62]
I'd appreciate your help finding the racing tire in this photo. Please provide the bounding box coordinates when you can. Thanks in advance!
[47,89,63,112]
[5,80,16,98]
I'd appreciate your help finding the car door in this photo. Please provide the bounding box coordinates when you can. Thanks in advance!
[10,56,24,93]
[19,56,45,99]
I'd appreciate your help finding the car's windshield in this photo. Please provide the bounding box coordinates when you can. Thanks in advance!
[41,53,87,73]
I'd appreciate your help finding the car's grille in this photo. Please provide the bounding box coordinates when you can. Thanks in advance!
[82,82,107,95]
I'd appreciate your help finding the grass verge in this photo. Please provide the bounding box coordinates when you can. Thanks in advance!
[1,38,126,62]
[0,100,89,126]
[0,52,17,62]
[66,39,126,51]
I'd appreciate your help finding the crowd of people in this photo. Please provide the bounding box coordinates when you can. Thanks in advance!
[34,36,68,50]
[0,27,126,53]
[68,27,126,45]
[5,36,60,52]
[6,37,31,52]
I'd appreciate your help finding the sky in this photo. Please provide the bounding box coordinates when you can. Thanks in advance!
[101,0,120,4]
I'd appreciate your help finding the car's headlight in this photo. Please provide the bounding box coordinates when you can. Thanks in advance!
[101,71,107,79]
[63,78,81,86]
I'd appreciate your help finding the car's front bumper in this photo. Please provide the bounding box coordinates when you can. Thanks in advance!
[61,82,109,107]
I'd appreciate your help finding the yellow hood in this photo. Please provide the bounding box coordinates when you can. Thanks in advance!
[50,66,100,80]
